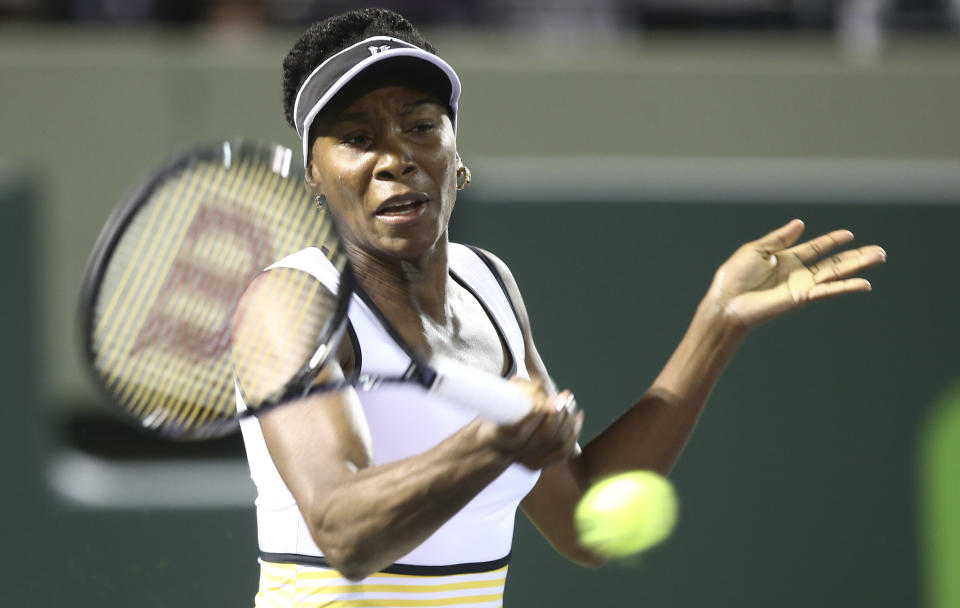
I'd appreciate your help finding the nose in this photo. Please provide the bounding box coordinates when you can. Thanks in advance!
[373,131,417,182]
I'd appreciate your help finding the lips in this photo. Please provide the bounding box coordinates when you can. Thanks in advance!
[374,192,430,224]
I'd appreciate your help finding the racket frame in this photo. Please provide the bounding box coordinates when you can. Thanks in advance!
[79,140,530,437]
[78,141,324,439]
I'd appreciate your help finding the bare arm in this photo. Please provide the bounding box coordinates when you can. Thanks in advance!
[480,220,886,564]
[580,298,745,479]
[582,221,886,479]
[258,381,511,581]
[234,270,578,581]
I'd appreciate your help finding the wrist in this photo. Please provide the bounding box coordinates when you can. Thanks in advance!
[695,289,751,342]
[462,419,516,470]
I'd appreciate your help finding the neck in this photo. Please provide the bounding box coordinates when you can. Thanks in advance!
[346,238,451,324]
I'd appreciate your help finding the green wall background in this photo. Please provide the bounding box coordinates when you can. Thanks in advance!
[1,26,957,607]
[453,199,958,608]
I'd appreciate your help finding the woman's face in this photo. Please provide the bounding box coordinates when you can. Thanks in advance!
[307,85,459,263]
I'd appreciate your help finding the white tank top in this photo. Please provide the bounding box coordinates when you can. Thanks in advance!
[238,243,540,606]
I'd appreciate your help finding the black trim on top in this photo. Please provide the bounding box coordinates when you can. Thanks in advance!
[352,281,427,368]
[317,242,362,376]
[462,245,524,335]
[352,267,516,381]
[449,269,517,379]
[260,552,511,576]
[345,321,362,374]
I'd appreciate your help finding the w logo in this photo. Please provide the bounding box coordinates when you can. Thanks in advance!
[368,45,391,55]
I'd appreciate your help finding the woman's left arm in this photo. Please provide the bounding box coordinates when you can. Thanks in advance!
[480,219,886,566]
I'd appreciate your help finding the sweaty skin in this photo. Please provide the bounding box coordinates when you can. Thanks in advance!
[234,83,887,580]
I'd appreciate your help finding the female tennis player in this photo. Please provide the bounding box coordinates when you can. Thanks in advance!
[234,8,886,607]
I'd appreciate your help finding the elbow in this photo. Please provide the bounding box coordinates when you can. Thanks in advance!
[303,506,379,581]
[308,525,379,581]
[547,535,607,569]
[320,544,378,582]
[565,546,607,569]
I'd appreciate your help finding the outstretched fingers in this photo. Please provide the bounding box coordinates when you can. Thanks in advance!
[811,245,887,283]
[805,278,873,304]
[785,229,855,264]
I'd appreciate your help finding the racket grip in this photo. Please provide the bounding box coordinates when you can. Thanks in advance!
[430,364,532,424]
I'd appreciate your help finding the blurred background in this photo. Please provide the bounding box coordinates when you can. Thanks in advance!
[1,1,958,606]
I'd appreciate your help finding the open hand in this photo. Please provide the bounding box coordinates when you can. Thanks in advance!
[708,219,886,330]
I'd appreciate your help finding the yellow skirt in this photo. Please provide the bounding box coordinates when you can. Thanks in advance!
[253,555,508,608]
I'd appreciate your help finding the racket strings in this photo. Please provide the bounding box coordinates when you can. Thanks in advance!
[152,158,275,430]
[99,167,226,430]
[97,160,241,431]
[102,165,226,368]
[118,158,257,423]
[89,148,341,437]
[95,161,217,360]
[115,161,241,414]
[233,269,329,407]
[187,162,325,428]
[168,158,288,427]
[186,164,300,426]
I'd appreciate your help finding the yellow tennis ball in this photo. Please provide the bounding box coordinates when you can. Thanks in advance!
[574,470,678,559]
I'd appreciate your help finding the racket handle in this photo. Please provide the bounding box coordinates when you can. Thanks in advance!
[430,363,532,424]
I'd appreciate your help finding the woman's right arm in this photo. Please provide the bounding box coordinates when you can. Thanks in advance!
[258,374,513,581]
[235,271,579,581]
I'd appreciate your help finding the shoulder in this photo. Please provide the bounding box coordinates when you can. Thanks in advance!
[461,246,554,387]
[267,246,340,283]
[463,246,514,287]
[233,265,355,378]
[231,268,321,401]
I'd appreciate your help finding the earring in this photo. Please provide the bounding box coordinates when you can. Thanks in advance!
[456,165,472,191]
[314,194,326,210]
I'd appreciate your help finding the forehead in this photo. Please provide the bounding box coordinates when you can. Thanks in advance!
[312,84,446,137]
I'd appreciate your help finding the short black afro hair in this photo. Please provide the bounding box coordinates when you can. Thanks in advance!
[282,8,438,130]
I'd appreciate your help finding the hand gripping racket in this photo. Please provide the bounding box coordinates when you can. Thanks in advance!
[79,141,532,440]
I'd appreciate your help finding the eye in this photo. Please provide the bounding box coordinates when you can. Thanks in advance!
[409,122,436,134]
[340,133,371,147]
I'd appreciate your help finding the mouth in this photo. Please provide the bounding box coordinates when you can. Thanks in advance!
[374,192,430,225]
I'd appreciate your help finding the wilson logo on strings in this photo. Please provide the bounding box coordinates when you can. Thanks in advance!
[130,203,273,360]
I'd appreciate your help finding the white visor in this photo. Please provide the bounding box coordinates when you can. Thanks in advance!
[293,36,461,168]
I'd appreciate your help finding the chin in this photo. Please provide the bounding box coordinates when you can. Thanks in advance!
[377,232,446,262]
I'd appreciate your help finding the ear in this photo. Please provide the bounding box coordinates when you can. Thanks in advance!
[304,161,325,197]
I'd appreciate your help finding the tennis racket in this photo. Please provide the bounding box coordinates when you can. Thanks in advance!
[79,140,532,440]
